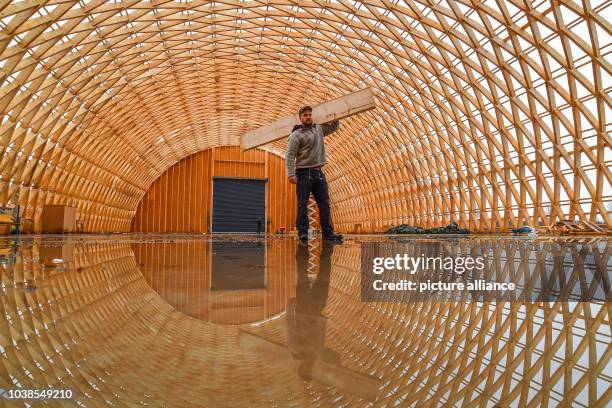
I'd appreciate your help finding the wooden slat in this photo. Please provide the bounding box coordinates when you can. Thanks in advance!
[240,88,376,151]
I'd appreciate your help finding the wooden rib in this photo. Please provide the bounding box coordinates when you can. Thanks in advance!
[240,88,376,151]
[0,1,608,233]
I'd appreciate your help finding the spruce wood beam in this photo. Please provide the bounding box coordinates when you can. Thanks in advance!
[240,88,376,151]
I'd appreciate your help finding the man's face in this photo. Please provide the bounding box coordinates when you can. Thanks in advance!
[299,110,313,126]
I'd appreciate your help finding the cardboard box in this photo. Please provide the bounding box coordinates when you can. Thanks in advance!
[41,205,77,233]
[0,224,10,235]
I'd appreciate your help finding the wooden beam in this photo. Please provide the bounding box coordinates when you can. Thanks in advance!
[240,88,376,151]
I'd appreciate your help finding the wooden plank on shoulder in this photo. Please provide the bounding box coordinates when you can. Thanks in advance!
[240,88,376,151]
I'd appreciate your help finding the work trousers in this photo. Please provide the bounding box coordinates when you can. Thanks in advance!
[295,167,334,236]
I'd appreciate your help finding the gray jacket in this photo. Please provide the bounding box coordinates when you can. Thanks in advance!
[285,121,340,178]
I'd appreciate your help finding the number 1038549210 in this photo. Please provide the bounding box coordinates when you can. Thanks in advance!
[3,388,73,400]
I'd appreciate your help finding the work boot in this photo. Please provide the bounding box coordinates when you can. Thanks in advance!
[322,232,343,242]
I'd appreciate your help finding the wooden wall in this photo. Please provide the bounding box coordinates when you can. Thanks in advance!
[131,146,300,233]
[133,239,297,325]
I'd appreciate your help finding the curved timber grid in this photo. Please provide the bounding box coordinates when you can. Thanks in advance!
[0,1,610,232]
[0,237,610,406]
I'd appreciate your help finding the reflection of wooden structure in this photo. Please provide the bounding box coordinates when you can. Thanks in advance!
[0,235,609,406]
[38,243,75,262]
[133,238,296,325]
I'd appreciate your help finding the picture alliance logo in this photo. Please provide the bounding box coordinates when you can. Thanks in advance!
[371,253,486,275]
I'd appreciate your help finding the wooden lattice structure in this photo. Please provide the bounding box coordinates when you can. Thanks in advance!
[0,1,610,233]
[0,235,609,406]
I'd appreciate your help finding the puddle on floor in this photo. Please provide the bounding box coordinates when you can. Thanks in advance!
[0,234,609,407]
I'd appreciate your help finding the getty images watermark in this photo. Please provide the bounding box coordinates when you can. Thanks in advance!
[360,240,610,302]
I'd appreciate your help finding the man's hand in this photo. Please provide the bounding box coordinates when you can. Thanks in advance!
[288,176,297,184]
[321,120,340,136]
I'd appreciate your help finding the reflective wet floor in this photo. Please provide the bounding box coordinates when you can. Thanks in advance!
[0,234,610,407]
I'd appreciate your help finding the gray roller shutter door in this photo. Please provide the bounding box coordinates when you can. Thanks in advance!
[212,178,266,232]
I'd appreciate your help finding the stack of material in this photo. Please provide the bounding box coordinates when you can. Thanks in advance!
[545,220,609,235]
[386,222,470,234]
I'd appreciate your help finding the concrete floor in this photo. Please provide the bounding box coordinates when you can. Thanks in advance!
[0,233,609,406]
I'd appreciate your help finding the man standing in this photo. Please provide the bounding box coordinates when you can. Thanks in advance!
[285,105,343,242]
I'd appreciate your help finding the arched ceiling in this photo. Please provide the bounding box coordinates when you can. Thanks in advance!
[0,0,610,232]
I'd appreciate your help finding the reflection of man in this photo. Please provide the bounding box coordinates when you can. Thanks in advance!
[287,241,340,379]
[239,239,381,401]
